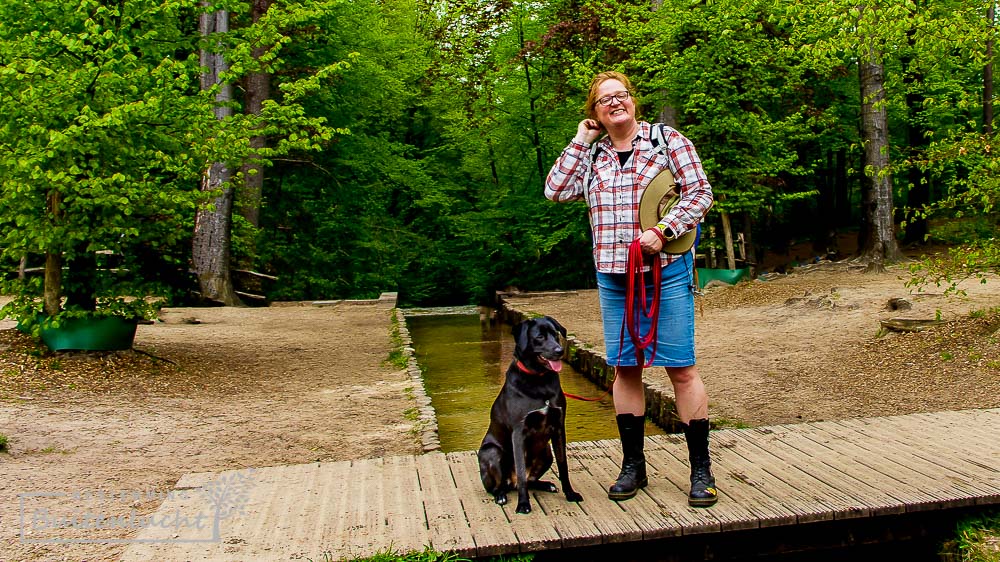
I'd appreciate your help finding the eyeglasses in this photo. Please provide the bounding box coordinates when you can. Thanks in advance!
[595,91,631,106]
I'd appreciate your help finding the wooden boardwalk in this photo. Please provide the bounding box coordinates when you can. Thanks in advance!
[122,408,1000,561]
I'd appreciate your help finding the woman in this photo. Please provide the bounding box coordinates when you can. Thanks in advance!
[543,71,717,507]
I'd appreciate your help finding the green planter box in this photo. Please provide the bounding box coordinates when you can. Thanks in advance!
[696,267,750,289]
[40,316,138,351]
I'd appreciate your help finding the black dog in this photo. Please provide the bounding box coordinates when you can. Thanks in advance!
[478,316,583,514]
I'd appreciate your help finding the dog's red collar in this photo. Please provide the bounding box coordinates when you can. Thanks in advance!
[515,360,542,375]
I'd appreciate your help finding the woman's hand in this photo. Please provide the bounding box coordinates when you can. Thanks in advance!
[574,119,603,145]
[638,229,663,255]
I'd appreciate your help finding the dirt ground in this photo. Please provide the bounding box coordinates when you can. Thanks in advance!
[0,301,421,561]
[2,256,1000,561]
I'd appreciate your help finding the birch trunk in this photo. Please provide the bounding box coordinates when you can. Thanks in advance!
[857,59,902,272]
[192,6,240,305]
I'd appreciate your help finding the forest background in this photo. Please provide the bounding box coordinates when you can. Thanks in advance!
[1,0,999,310]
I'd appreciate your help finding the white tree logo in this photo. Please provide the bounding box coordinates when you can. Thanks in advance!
[197,469,256,540]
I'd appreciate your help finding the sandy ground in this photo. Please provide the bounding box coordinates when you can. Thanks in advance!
[0,301,422,561]
[1,259,1000,560]
[507,261,1000,427]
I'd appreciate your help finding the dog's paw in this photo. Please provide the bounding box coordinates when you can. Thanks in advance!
[565,490,583,503]
[493,492,508,506]
[515,502,532,514]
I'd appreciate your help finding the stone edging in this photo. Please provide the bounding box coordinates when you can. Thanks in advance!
[393,309,441,453]
[496,294,681,433]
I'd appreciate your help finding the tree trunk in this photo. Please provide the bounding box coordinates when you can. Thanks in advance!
[43,252,62,316]
[742,212,757,275]
[239,0,273,228]
[658,105,678,129]
[720,211,736,270]
[43,190,62,316]
[517,24,545,183]
[193,6,240,305]
[857,59,902,272]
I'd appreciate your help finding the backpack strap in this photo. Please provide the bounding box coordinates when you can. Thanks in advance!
[650,122,670,156]
[582,137,602,190]
[584,124,671,188]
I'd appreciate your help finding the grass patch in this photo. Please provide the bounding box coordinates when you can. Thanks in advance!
[403,406,420,422]
[309,546,534,561]
[711,416,750,430]
[0,433,8,452]
[941,509,1000,562]
[385,311,410,370]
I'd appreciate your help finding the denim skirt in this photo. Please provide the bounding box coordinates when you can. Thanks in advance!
[597,256,696,367]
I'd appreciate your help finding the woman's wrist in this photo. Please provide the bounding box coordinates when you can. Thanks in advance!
[650,227,667,245]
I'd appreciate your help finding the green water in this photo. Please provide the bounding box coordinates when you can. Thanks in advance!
[406,312,662,453]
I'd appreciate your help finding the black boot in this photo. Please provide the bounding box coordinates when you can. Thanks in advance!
[683,418,718,507]
[608,413,648,501]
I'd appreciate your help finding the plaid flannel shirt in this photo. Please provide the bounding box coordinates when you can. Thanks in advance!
[544,121,714,273]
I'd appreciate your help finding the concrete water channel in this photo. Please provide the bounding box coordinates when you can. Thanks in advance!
[403,306,662,453]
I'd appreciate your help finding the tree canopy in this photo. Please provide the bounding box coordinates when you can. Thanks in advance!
[1,0,997,310]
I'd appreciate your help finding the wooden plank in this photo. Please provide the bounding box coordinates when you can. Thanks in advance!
[726,428,887,518]
[803,421,980,508]
[309,461,356,558]
[875,412,1000,472]
[590,437,722,535]
[279,464,328,555]
[572,440,683,540]
[690,431,799,527]
[848,413,1000,491]
[769,424,947,512]
[120,409,1000,562]
[828,418,1000,500]
[923,410,1000,444]
[753,424,920,513]
[340,458,389,558]
[461,439,598,551]
[796,422,964,507]
[530,463,604,550]
[444,451,522,557]
[414,452,476,557]
[384,455,434,555]
[644,434,762,532]
[553,442,645,544]
[714,429,845,524]
[174,470,219,490]
[244,464,306,554]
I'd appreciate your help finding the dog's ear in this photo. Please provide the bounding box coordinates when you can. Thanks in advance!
[511,321,530,358]
[544,316,567,338]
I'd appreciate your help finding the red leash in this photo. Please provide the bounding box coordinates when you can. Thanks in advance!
[621,239,661,368]
[563,387,611,402]
[565,239,661,402]
[518,354,614,402]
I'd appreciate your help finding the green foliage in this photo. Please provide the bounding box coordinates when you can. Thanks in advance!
[342,548,532,562]
[0,0,338,323]
[3,0,998,307]
[0,0,209,321]
[942,509,1000,562]
[386,312,409,370]
[0,433,8,452]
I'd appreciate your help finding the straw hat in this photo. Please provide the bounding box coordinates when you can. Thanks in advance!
[638,169,697,255]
